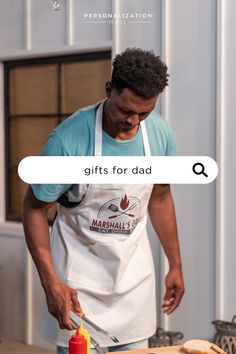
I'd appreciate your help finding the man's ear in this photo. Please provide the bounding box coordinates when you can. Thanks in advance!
[105,81,113,98]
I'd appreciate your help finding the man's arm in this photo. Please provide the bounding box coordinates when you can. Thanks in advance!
[22,186,82,329]
[148,184,185,315]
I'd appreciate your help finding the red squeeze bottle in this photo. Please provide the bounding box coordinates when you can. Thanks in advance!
[69,328,87,354]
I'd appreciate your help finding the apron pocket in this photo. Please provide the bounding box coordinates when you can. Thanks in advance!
[66,237,153,294]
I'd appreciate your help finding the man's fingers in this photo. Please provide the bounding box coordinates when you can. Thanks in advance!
[71,290,82,313]
[162,296,175,307]
[162,288,184,314]
[58,308,74,330]
[162,296,177,314]
[58,316,74,330]
[46,299,57,318]
[163,298,179,315]
[163,287,174,305]
[45,283,83,330]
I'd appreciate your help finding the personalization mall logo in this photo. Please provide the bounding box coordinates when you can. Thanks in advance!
[83,12,154,25]
[89,195,141,235]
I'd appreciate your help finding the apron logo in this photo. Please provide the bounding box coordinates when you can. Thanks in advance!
[120,195,129,210]
[89,195,141,235]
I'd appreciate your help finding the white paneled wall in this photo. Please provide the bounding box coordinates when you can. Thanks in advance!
[162,0,216,339]
[73,0,112,45]
[0,0,235,349]
[0,0,25,52]
[29,0,67,49]
[216,0,236,321]
[0,0,112,60]
[112,0,161,54]
[0,63,5,223]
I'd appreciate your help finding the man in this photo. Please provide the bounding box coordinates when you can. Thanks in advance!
[23,48,184,354]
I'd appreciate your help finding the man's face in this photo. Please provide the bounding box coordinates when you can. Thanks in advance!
[105,85,158,133]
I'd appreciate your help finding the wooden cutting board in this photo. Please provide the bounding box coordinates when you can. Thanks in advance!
[110,344,224,354]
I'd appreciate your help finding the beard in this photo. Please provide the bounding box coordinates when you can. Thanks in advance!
[117,122,133,131]
[117,121,139,131]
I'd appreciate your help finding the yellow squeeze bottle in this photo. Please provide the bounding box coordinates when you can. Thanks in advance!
[79,321,91,354]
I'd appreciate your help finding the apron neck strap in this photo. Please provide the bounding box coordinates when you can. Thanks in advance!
[140,121,151,156]
[95,100,151,156]
[94,101,104,156]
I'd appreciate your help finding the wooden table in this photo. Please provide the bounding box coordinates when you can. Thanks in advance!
[111,345,225,354]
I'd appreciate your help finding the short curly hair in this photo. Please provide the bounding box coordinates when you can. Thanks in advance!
[111,48,169,99]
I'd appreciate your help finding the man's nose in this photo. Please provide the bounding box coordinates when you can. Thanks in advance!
[126,114,140,125]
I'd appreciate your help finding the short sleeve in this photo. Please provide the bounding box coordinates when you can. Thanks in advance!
[31,131,72,202]
[166,124,176,156]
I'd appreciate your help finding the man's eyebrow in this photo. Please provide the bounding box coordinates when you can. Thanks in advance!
[117,104,133,112]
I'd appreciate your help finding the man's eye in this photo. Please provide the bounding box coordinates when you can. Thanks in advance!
[139,112,148,117]
[120,108,129,114]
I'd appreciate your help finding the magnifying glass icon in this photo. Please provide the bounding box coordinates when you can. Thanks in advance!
[192,162,208,177]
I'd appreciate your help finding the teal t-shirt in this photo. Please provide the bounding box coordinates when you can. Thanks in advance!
[31,102,176,202]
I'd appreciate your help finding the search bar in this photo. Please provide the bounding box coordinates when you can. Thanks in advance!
[18,156,218,184]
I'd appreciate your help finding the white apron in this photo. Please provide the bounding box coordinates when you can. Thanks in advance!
[39,101,157,347]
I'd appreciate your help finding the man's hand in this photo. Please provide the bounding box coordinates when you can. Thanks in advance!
[44,279,83,330]
[162,266,185,315]
[148,184,185,314]
[22,187,83,330]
